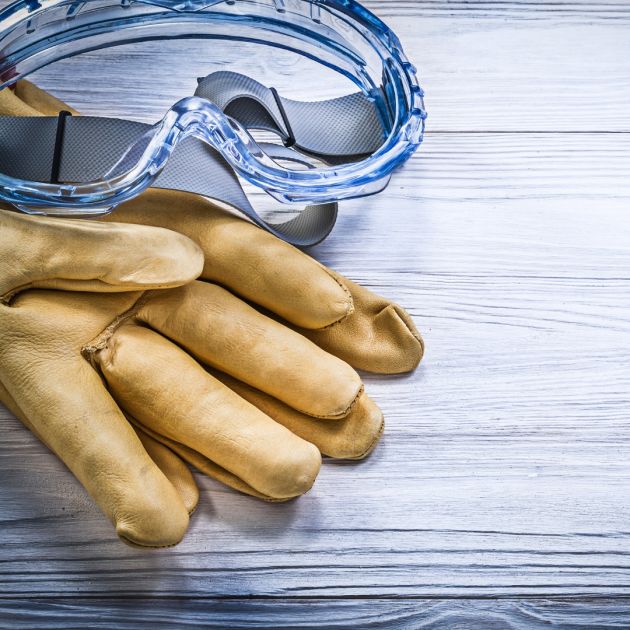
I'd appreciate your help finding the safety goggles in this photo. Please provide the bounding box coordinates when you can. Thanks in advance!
[0,0,426,245]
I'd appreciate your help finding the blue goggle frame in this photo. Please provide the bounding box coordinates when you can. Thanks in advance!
[0,0,426,244]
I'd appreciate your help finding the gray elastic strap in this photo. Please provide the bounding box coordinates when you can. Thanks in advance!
[0,72,386,246]
[0,114,337,246]
[195,71,385,160]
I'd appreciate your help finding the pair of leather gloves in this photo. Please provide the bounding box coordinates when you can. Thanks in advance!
[0,82,424,547]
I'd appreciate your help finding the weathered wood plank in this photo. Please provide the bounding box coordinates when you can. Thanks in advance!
[365,0,630,21]
[2,598,630,629]
[1,132,630,597]
[1,0,630,621]
[27,14,630,132]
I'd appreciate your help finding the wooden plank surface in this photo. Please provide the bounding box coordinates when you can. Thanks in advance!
[31,8,630,132]
[3,598,630,629]
[1,0,630,626]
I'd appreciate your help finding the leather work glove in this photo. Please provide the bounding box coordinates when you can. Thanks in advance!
[0,82,424,547]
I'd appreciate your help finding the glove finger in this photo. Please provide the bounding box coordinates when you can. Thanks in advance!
[210,369,384,460]
[133,425,199,515]
[106,195,422,373]
[7,80,423,373]
[136,281,363,420]
[0,292,190,548]
[128,420,283,501]
[2,377,199,520]
[90,321,322,501]
[105,191,354,329]
[298,273,424,374]
[0,209,204,302]
[0,371,190,548]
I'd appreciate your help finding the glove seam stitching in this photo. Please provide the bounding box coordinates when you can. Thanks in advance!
[306,382,364,420]
[81,291,150,366]
[313,267,354,330]
[344,414,384,460]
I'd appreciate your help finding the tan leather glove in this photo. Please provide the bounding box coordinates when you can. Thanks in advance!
[0,82,424,548]
[0,207,206,546]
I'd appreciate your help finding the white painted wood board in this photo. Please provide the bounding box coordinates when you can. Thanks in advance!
[1,1,629,625]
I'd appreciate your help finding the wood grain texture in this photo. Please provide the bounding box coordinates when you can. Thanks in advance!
[27,11,630,132]
[3,598,630,629]
[1,0,630,625]
[362,0,630,18]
